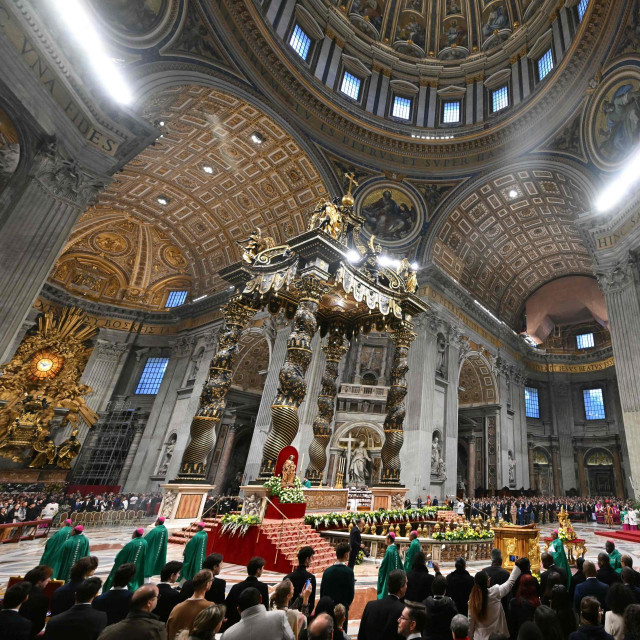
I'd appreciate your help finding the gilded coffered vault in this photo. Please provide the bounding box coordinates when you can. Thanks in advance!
[50,85,329,309]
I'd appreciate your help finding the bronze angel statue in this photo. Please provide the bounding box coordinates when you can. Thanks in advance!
[236,228,276,263]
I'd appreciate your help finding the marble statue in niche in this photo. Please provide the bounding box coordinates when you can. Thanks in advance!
[436,333,447,377]
[508,450,516,486]
[349,441,371,487]
[431,434,446,478]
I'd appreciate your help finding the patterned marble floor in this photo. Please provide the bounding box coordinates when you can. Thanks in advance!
[1,521,638,636]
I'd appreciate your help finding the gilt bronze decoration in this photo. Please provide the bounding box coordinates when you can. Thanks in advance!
[0,307,98,467]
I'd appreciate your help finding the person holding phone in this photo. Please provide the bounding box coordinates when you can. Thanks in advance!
[285,546,317,615]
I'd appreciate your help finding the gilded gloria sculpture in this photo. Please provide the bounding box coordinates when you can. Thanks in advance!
[0,307,98,466]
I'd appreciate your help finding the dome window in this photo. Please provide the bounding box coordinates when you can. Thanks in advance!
[442,100,461,124]
[577,0,590,22]
[537,49,554,81]
[289,24,311,61]
[340,71,362,101]
[392,95,412,120]
[491,85,509,113]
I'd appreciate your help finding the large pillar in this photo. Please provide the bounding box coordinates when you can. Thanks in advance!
[611,442,626,499]
[596,259,640,499]
[0,145,106,361]
[306,332,348,485]
[551,446,562,496]
[576,446,587,497]
[380,323,416,486]
[176,299,257,481]
[466,435,476,498]
[213,423,238,492]
[243,320,290,483]
[528,442,536,492]
[258,276,327,479]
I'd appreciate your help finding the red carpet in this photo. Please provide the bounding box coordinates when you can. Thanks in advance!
[595,529,640,543]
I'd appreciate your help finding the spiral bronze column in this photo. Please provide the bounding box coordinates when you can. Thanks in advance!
[306,333,349,485]
[258,276,327,479]
[380,324,416,486]
[176,299,257,482]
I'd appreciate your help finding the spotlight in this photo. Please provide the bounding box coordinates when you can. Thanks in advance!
[595,145,640,212]
[159,121,165,126]
[203,166,213,174]
[410,262,419,270]
[347,249,361,263]
[157,196,169,206]
[508,189,518,199]
[250,132,264,144]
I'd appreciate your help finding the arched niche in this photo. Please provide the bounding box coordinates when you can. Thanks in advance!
[329,421,384,487]
[584,447,615,496]
[532,446,552,495]
[458,352,498,407]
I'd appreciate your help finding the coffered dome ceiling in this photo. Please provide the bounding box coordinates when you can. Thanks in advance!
[49,85,328,310]
[428,166,593,328]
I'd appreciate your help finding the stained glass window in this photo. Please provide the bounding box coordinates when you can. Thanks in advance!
[537,49,553,80]
[289,24,311,61]
[583,388,605,420]
[576,332,595,349]
[525,387,540,418]
[135,358,169,394]
[392,95,412,120]
[165,290,188,308]
[340,71,361,100]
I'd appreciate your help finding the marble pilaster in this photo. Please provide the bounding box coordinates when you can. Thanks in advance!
[528,442,536,491]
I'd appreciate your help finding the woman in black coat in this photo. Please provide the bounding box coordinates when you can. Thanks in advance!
[405,552,436,603]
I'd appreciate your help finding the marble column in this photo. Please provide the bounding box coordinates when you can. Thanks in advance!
[243,323,290,483]
[551,446,562,496]
[611,444,625,499]
[466,435,476,498]
[528,442,536,492]
[596,260,640,499]
[402,311,439,498]
[576,447,587,497]
[548,375,576,492]
[0,144,107,362]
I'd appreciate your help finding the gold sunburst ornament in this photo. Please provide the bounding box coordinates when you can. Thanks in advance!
[0,307,99,466]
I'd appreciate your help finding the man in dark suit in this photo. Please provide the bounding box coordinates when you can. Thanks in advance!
[622,567,640,603]
[482,549,509,607]
[349,519,364,569]
[320,542,355,631]
[44,577,106,640]
[570,557,587,602]
[285,546,317,612]
[597,552,622,587]
[50,556,98,616]
[540,552,568,595]
[445,557,474,616]
[622,555,640,587]
[92,563,136,625]
[358,569,406,640]
[223,556,269,630]
[180,553,225,604]
[0,581,32,640]
[19,565,53,637]
[573,561,608,612]
[154,561,183,623]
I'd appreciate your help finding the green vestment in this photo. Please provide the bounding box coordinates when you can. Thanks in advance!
[404,538,421,572]
[143,524,168,578]
[550,537,571,588]
[609,548,623,573]
[103,537,147,593]
[377,543,402,599]
[40,525,72,576]
[55,533,90,582]
[179,529,208,582]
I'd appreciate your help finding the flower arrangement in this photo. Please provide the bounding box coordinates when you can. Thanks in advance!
[304,506,445,529]
[220,513,261,536]
[432,527,494,541]
[263,475,306,503]
[355,549,365,565]
[557,525,576,542]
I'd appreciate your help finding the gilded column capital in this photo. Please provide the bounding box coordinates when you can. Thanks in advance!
[391,324,417,349]
[322,333,350,362]
[297,275,330,301]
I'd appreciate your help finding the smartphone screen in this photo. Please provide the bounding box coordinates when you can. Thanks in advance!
[428,560,434,568]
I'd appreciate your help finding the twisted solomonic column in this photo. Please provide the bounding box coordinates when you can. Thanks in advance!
[177,299,257,481]
[380,324,416,486]
[259,276,328,479]
[306,333,349,485]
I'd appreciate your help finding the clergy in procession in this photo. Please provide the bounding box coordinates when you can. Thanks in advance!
[179,522,208,583]
[403,530,421,572]
[549,529,572,588]
[103,528,148,592]
[377,532,402,599]
[144,516,169,581]
[40,518,73,576]
[55,525,90,582]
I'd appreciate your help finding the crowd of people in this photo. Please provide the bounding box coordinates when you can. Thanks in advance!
[2,510,640,640]
[0,491,164,525]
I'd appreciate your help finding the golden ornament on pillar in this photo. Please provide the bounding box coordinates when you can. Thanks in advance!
[0,307,98,465]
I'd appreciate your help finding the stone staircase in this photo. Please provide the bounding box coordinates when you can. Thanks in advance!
[260,519,336,574]
[168,517,219,545]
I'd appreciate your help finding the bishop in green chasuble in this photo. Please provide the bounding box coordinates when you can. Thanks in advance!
[103,528,147,592]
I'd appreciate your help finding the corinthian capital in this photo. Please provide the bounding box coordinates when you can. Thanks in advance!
[170,335,195,358]
[596,258,635,294]
[35,140,108,206]
[93,340,128,362]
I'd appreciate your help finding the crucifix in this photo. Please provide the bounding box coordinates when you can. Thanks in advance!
[344,171,359,196]
[339,431,358,483]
